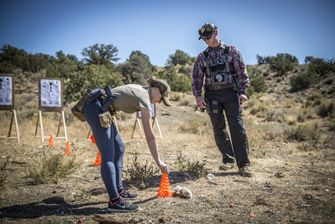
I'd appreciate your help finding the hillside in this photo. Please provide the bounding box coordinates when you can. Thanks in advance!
[0,64,334,224]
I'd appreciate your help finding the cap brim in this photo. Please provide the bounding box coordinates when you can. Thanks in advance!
[199,31,214,40]
[162,96,171,106]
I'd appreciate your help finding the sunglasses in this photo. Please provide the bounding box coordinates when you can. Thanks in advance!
[201,33,213,41]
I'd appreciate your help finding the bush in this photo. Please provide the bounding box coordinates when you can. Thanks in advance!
[317,100,334,117]
[124,150,158,188]
[247,67,268,96]
[264,110,285,123]
[157,67,192,92]
[0,159,9,190]
[257,53,299,75]
[306,93,322,107]
[178,117,210,134]
[25,154,80,184]
[64,64,124,102]
[15,93,37,120]
[305,57,335,76]
[175,152,207,178]
[166,50,194,66]
[284,123,320,145]
[290,72,313,92]
[249,101,268,116]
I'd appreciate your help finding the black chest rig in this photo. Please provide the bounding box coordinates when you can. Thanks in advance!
[203,45,236,91]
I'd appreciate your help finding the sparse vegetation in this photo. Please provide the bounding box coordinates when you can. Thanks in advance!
[316,100,334,118]
[305,56,335,76]
[175,151,207,178]
[178,117,210,134]
[1,46,335,223]
[124,150,159,188]
[256,53,299,75]
[249,100,269,116]
[25,154,80,185]
[247,67,268,96]
[284,123,320,146]
[0,159,9,190]
[290,72,313,92]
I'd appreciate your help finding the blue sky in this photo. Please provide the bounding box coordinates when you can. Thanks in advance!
[0,0,334,66]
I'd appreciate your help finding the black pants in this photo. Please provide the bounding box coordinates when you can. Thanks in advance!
[205,88,250,168]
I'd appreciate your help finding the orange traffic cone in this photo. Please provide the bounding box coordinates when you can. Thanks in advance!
[64,141,71,156]
[48,134,55,147]
[94,151,101,166]
[157,172,173,197]
[90,134,96,144]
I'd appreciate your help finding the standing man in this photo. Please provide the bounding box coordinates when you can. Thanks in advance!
[192,23,252,177]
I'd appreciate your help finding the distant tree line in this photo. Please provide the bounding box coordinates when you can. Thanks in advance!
[0,44,195,102]
[257,53,335,92]
[2,44,332,102]
[256,53,299,75]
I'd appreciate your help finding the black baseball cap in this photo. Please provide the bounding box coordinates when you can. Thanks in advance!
[198,23,217,40]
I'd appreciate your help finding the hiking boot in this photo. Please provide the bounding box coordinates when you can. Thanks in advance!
[107,198,138,213]
[219,163,234,171]
[239,166,252,177]
[119,188,138,199]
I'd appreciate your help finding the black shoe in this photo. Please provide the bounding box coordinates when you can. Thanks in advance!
[107,198,138,213]
[119,188,138,199]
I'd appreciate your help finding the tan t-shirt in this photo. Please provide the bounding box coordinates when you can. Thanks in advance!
[111,84,151,114]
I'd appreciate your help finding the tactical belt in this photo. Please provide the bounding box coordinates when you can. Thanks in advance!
[88,86,117,128]
[205,83,235,91]
[71,85,117,127]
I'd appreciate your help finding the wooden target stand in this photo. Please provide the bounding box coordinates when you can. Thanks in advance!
[130,103,163,139]
[34,78,68,143]
[0,74,20,143]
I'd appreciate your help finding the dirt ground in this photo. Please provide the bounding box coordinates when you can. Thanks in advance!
[0,95,335,224]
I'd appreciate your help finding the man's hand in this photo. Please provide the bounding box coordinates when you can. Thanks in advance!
[196,96,206,110]
[239,94,248,104]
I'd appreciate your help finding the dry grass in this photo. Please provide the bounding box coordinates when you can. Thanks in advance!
[0,82,334,223]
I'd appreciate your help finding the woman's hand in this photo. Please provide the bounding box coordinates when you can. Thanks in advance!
[158,160,168,173]
[140,108,168,174]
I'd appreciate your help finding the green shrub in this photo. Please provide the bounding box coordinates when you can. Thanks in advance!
[157,68,192,93]
[257,53,299,75]
[306,93,322,107]
[249,101,268,116]
[329,119,335,132]
[178,117,210,134]
[284,123,320,145]
[64,64,124,103]
[317,100,334,117]
[15,93,37,120]
[305,56,335,75]
[247,68,268,96]
[175,152,207,178]
[0,159,9,190]
[264,110,285,123]
[124,150,158,188]
[25,154,80,184]
[290,73,313,92]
